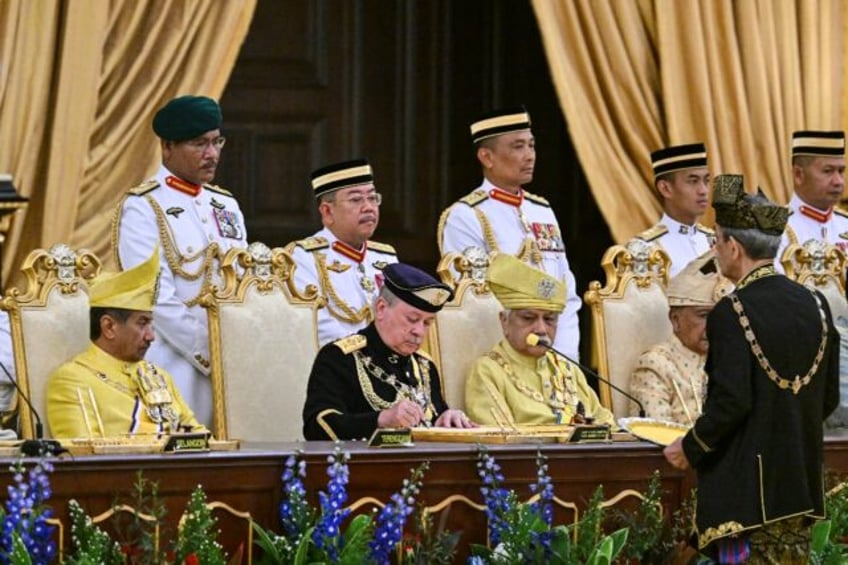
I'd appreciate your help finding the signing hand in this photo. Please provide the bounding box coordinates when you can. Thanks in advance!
[378,399,425,429]
[434,409,478,429]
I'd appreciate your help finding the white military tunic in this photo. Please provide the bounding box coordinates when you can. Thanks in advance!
[637,214,713,278]
[113,164,248,427]
[776,195,848,268]
[439,179,581,359]
[288,227,398,347]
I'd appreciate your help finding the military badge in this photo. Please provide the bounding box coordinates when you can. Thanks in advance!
[531,222,565,252]
[372,261,389,270]
[327,260,351,273]
[166,207,185,218]
[537,277,557,299]
[212,208,243,239]
[839,232,848,240]
[210,197,225,210]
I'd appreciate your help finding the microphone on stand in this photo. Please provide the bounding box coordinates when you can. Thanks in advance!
[525,334,646,418]
[0,361,64,456]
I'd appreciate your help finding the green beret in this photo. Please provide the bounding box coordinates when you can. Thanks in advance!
[152,95,222,141]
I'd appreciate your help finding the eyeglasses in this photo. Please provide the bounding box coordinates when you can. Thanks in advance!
[183,136,226,152]
[335,193,382,207]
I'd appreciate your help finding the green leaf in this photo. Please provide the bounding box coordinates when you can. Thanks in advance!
[812,520,832,553]
[252,521,283,561]
[294,526,315,565]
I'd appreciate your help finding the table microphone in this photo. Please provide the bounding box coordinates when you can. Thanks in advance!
[0,361,64,456]
[525,334,646,418]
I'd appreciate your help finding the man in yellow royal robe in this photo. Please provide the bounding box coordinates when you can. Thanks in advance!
[47,248,206,438]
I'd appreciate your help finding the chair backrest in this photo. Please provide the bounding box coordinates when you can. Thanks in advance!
[2,245,100,439]
[203,242,322,441]
[584,239,672,418]
[429,249,503,411]
[781,239,848,322]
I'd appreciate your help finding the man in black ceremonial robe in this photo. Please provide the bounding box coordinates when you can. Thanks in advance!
[664,174,840,563]
[303,262,475,441]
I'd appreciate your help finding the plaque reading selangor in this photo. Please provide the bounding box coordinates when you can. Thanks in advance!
[566,424,611,443]
[164,432,211,453]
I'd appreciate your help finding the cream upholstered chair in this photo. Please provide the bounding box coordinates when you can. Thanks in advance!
[1,244,100,439]
[202,242,322,441]
[428,248,503,412]
[781,239,848,321]
[584,239,672,418]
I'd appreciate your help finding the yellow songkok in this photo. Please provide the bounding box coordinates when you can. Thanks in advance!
[487,253,565,312]
[667,251,728,307]
[89,247,160,310]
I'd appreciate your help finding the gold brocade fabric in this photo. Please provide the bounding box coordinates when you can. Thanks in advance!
[465,340,615,427]
[630,334,706,426]
[46,343,206,438]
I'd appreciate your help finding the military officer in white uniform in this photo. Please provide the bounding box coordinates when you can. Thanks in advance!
[287,159,398,347]
[113,95,247,427]
[777,130,848,266]
[637,143,713,277]
[438,106,581,359]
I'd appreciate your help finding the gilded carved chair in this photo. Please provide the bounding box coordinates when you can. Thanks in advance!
[584,239,672,418]
[202,242,322,441]
[781,239,848,322]
[428,248,503,412]
[1,244,100,439]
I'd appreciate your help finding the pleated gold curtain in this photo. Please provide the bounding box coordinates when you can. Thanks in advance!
[532,0,842,243]
[0,0,256,284]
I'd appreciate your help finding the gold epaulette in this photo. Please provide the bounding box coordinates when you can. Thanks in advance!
[333,334,366,354]
[293,236,329,252]
[523,191,550,207]
[366,241,397,255]
[835,207,848,218]
[695,223,714,235]
[458,190,488,207]
[637,224,668,242]
[128,180,159,196]
[204,184,234,197]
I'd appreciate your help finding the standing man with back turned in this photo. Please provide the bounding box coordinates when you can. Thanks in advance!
[664,174,839,563]
[638,143,713,277]
[113,95,248,427]
[438,106,581,359]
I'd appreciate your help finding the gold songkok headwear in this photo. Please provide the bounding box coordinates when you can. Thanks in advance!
[667,251,727,307]
[792,130,845,157]
[712,174,789,236]
[90,247,160,311]
[487,253,565,312]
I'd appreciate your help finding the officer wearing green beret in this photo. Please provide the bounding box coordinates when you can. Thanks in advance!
[112,95,248,427]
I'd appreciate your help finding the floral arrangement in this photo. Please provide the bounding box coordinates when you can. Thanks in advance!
[0,458,56,564]
[254,443,430,564]
[468,447,628,564]
[8,448,806,564]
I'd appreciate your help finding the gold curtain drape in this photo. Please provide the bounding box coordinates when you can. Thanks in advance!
[0,0,256,284]
[532,0,842,243]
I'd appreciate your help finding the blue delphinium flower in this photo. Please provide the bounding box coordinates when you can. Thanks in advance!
[476,449,512,547]
[0,458,56,565]
[528,450,555,556]
[311,445,351,562]
[279,451,314,545]
[369,462,429,564]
